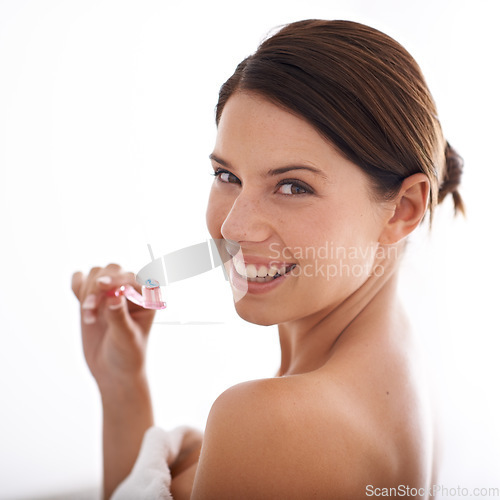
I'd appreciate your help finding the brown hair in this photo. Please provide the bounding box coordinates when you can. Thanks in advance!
[215,19,465,221]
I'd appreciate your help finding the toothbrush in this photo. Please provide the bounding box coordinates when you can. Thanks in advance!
[107,279,166,310]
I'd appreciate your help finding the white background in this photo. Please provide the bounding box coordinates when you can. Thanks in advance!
[0,0,498,498]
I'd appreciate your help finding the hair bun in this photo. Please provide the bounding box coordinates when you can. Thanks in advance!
[438,142,465,215]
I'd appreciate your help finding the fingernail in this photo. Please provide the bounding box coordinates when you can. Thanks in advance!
[83,310,96,324]
[97,276,112,285]
[82,294,97,310]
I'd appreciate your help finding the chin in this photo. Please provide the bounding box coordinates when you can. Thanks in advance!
[233,299,280,326]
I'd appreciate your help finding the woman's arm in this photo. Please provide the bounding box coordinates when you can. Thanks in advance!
[72,266,157,499]
[100,375,154,500]
[170,428,204,500]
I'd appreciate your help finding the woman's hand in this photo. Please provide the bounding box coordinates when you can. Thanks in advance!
[72,263,157,499]
[71,263,156,390]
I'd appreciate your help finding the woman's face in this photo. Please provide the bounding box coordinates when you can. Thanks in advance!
[206,92,389,326]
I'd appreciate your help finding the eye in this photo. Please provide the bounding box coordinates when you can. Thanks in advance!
[212,168,240,184]
[276,180,313,195]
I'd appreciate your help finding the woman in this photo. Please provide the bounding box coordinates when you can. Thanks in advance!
[72,19,464,499]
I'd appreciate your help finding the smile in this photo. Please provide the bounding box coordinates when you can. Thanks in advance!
[229,256,297,295]
[233,259,296,281]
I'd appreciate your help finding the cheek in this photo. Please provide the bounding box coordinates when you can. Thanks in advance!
[285,205,350,251]
[308,196,380,247]
[286,205,381,284]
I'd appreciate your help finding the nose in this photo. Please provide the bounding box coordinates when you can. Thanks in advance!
[220,191,272,244]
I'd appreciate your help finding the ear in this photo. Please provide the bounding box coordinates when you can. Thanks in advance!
[378,173,430,244]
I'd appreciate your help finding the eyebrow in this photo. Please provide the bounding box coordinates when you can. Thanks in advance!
[209,154,328,179]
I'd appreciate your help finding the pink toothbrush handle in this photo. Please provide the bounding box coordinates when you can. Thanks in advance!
[107,284,166,310]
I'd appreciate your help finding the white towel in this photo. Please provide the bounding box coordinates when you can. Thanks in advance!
[111,425,190,500]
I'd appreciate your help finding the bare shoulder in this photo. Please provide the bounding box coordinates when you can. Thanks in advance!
[191,375,393,499]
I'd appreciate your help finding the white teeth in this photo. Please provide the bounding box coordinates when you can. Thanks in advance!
[269,265,279,277]
[245,264,258,278]
[234,258,246,277]
[233,259,292,279]
[257,265,268,278]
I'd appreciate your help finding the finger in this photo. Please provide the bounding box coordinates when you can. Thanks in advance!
[78,264,139,324]
[79,266,103,310]
[71,271,84,301]
[96,270,140,293]
[103,294,137,336]
[81,264,122,304]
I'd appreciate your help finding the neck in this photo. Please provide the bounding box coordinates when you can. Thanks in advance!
[277,247,402,376]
